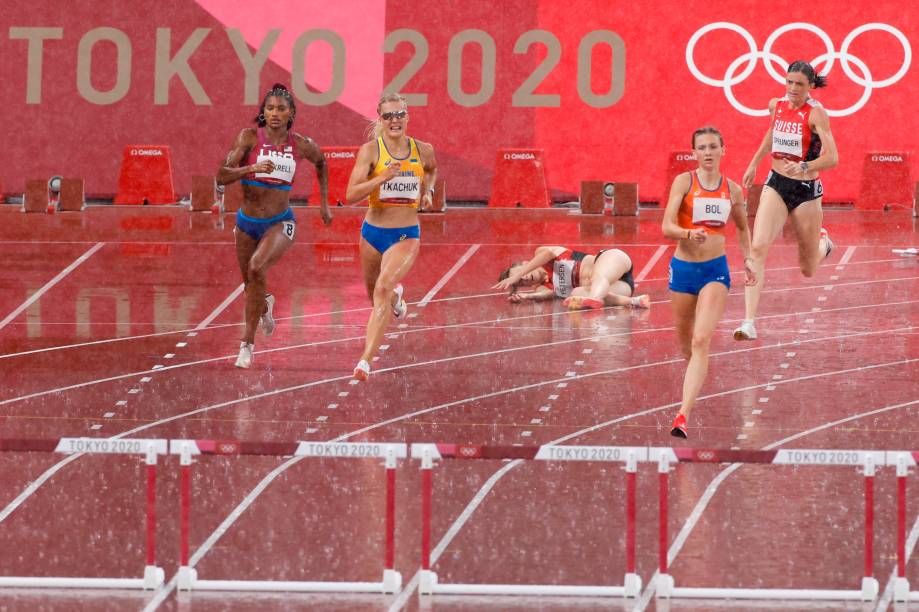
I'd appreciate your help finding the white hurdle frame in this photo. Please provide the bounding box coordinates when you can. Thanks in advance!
[0,438,167,590]
[413,443,645,598]
[652,447,883,602]
[171,439,406,594]
[890,451,919,602]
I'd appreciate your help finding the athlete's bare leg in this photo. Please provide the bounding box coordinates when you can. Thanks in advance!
[236,225,294,345]
[742,187,788,322]
[358,238,420,365]
[676,282,728,420]
[789,198,830,277]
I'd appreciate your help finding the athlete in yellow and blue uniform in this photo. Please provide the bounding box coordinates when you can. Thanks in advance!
[345,93,438,381]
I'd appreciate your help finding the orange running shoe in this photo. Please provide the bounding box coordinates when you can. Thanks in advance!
[563,296,603,310]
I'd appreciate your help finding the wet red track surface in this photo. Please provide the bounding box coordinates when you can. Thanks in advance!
[0,204,917,611]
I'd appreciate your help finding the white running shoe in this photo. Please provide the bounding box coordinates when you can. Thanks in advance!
[820,228,835,260]
[629,294,651,309]
[260,294,276,336]
[235,342,254,368]
[353,359,371,381]
[733,320,757,341]
[392,284,408,320]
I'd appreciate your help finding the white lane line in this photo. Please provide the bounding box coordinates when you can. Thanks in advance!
[0,242,104,332]
[3,272,916,362]
[839,246,857,266]
[635,245,668,282]
[196,284,244,330]
[418,244,480,307]
[3,298,916,413]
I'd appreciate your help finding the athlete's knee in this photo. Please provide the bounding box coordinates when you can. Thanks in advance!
[691,333,711,354]
[750,241,770,260]
[372,281,395,304]
[799,265,817,278]
[247,259,268,286]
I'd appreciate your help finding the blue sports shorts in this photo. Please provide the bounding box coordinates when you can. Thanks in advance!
[361,221,420,254]
[235,208,295,242]
[668,255,731,295]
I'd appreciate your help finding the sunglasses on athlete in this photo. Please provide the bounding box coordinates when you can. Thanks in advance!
[380,110,407,121]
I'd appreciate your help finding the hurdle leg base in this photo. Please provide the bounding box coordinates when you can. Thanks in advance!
[144,565,165,590]
[894,577,910,602]
[624,572,642,597]
[656,573,674,598]
[382,569,402,593]
[861,576,879,601]
[177,566,197,591]
[420,569,438,595]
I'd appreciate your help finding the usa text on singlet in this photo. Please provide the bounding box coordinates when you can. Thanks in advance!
[241,128,297,190]
[368,137,425,208]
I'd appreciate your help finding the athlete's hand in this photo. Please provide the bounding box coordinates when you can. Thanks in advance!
[742,166,756,189]
[493,276,519,292]
[381,161,402,182]
[743,257,757,286]
[420,192,434,212]
[507,291,525,303]
[320,204,332,225]
[782,159,806,177]
[688,228,708,243]
[252,160,275,174]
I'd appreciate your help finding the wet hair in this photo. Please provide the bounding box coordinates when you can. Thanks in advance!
[253,83,296,129]
[366,92,408,140]
[498,262,526,289]
[691,125,724,148]
[787,60,828,88]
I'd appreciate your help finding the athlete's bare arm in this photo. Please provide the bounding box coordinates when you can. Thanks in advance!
[217,128,265,185]
[345,141,399,203]
[742,98,778,188]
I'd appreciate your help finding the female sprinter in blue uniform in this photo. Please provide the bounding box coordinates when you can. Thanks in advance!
[345,93,437,380]
[663,126,755,438]
[217,84,332,368]
[734,60,838,341]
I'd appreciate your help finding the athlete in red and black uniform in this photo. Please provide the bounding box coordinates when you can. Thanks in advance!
[495,246,649,309]
[735,60,839,341]
[217,83,332,368]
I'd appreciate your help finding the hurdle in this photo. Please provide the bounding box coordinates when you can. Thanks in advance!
[413,443,644,597]
[172,439,405,593]
[653,447,882,601]
[0,438,167,590]
[888,451,919,602]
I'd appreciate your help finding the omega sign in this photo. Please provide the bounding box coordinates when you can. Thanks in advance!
[504,153,536,160]
[871,155,903,162]
[327,151,355,159]
[130,148,163,156]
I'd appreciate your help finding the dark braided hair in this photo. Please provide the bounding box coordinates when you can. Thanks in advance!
[254,83,297,129]
[787,60,828,88]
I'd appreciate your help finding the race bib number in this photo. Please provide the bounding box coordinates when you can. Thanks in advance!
[380,173,421,203]
[281,221,296,241]
[254,150,296,184]
[772,129,803,158]
[692,196,731,227]
[552,259,577,297]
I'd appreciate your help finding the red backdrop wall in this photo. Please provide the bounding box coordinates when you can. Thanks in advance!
[1,0,915,203]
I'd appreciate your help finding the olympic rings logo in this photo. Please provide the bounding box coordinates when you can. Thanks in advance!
[685,22,912,117]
